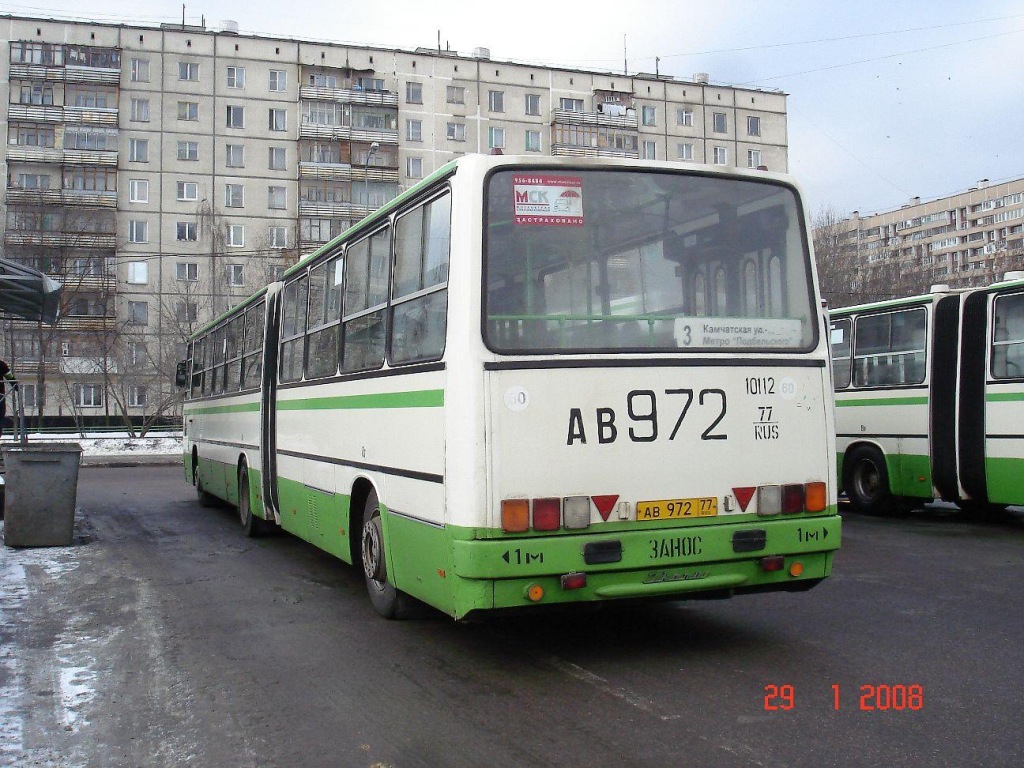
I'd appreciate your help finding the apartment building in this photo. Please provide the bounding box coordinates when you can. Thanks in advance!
[0,15,789,426]
[833,178,1024,307]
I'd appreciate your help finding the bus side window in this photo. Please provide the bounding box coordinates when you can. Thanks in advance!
[992,293,1024,379]
[280,276,309,383]
[342,226,390,372]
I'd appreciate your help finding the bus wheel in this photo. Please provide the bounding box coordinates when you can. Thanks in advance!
[844,445,894,515]
[360,490,409,619]
[238,466,270,537]
[196,473,216,508]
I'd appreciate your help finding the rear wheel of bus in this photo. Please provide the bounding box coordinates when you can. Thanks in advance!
[844,445,899,515]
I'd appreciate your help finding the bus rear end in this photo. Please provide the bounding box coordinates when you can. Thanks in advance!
[450,160,840,617]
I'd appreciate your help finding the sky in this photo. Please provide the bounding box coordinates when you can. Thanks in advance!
[1,0,1022,218]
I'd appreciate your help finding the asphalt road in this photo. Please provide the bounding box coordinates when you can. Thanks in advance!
[2,465,1023,767]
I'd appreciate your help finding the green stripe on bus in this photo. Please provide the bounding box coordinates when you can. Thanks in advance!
[188,402,261,415]
[835,396,928,407]
[277,389,444,411]
[987,392,1024,403]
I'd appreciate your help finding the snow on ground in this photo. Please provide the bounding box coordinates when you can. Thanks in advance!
[2,432,183,457]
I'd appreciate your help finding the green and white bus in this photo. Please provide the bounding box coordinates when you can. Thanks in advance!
[179,154,841,620]
[830,274,1024,514]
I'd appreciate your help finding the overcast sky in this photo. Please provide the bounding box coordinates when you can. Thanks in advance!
[3,0,1022,218]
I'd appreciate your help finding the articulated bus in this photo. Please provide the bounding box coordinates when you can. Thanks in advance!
[830,274,1024,515]
[179,154,841,620]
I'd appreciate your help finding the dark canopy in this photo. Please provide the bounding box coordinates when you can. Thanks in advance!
[0,257,61,325]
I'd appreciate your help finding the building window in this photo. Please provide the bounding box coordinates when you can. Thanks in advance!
[677,142,694,161]
[268,186,287,209]
[177,181,199,201]
[227,226,245,248]
[406,157,423,179]
[643,140,657,160]
[176,262,199,281]
[713,146,728,165]
[712,112,728,133]
[19,383,37,410]
[129,98,150,122]
[747,149,762,168]
[488,127,505,150]
[227,264,245,285]
[225,184,244,208]
[642,105,657,126]
[677,108,694,127]
[226,66,245,89]
[127,261,148,284]
[406,81,423,104]
[74,383,103,408]
[13,124,55,148]
[446,122,466,141]
[177,101,199,121]
[128,220,148,243]
[747,115,761,136]
[130,58,150,82]
[225,144,244,167]
[128,138,149,163]
[269,108,287,131]
[525,130,541,152]
[128,385,147,408]
[488,90,505,112]
[525,93,541,116]
[177,141,199,161]
[176,302,199,322]
[177,221,198,241]
[559,97,584,112]
[128,301,149,325]
[406,119,422,142]
[226,105,244,128]
[128,179,149,203]
[269,69,287,92]
[446,85,465,104]
[268,146,287,170]
[270,226,288,248]
[178,61,199,81]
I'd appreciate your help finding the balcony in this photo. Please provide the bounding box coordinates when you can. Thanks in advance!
[3,231,117,248]
[297,121,399,145]
[299,85,398,107]
[298,163,399,183]
[63,65,121,86]
[5,188,117,208]
[298,200,370,219]
[63,149,118,166]
[7,104,64,123]
[552,108,639,130]
[550,144,640,160]
[63,106,119,126]
[5,146,63,164]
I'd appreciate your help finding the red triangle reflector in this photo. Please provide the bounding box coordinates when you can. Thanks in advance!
[591,495,619,521]
[733,487,756,512]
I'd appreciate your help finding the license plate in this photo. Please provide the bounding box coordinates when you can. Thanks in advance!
[636,497,717,521]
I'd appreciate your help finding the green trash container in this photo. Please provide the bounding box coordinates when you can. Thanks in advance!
[2,442,83,547]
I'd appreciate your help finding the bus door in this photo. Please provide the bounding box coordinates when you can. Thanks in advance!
[930,294,961,502]
[957,289,990,504]
[261,283,284,523]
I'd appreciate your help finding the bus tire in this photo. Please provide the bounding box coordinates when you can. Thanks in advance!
[844,445,895,515]
[360,489,410,619]
[196,473,216,508]
[239,466,271,537]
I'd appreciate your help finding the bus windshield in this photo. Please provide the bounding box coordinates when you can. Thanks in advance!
[484,168,816,353]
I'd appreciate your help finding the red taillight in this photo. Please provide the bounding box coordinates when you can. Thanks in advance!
[560,572,587,590]
[760,555,785,572]
[782,484,805,514]
[533,498,561,531]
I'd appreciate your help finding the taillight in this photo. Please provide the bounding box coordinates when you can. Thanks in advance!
[533,498,561,531]
[756,482,827,515]
[805,482,827,512]
[757,485,782,516]
[782,484,805,514]
[500,496,594,532]
[501,499,529,532]
[563,496,591,529]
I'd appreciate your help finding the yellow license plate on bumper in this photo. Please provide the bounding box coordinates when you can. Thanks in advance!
[636,497,718,521]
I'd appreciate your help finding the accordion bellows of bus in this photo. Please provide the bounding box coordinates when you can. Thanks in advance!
[180,154,841,620]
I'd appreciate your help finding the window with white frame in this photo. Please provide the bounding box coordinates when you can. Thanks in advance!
[225,184,244,208]
[226,66,245,89]
[268,186,287,209]
[128,301,148,325]
[642,105,657,126]
[227,264,244,286]
[406,119,422,142]
[747,115,761,136]
[225,144,244,168]
[127,261,148,284]
[130,58,149,82]
[712,112,728,133]
[19,382,37,410]
[270,226,288,248]
[128,385,147,407]
[446,122,466,141]
[176,262,199,281]
[677,142,694,161]
[713,146,728,165]
[488,126,505,150]
[559,97,584,112]
[406,81,422,104]
[406,157,423,179]
[446,85,465,104]
[128,220,148,243]
[128,179,149,203]
[177,101,198,121]
[127,341,146,367]
[178,61,199,81]
[677,108,694,127]
[488,90,505,112]
[177,221,198,241]
[74,383,103,408]
[129,98,150,122]
[269,108,287,131]
[525,93,541,116]
[747,149,762,168]
[268,146,286,170]
[525,130,541,152]
[269,69,287,92]
[226,105,244,128]
[177,141,199,161]
[128,138,148,162]
[642,140,657,160]
[177,181,198,201]
[228,225,245,247]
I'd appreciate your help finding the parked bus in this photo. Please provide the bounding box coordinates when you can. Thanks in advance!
[179,154,841,619]
[830,274,1024,514]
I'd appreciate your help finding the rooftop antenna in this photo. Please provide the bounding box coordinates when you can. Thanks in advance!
[623,34,627,76]
[655,56,660,78]
[182,4,185,26]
